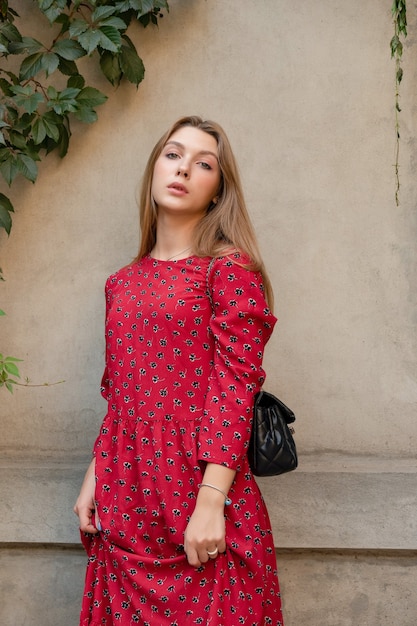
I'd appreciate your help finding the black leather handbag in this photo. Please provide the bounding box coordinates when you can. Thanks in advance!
[248,390,298,477]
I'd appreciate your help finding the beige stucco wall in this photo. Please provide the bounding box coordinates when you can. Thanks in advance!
[1,1,416,625]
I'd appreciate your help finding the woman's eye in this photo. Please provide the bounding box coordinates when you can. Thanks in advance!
[199,162,212,170]
[166,152,179,159]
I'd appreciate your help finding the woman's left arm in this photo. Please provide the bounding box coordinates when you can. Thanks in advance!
[183,463,236,567]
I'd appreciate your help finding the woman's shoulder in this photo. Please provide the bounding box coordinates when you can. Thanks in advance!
[211,250,257,275]
[105,258,143,287]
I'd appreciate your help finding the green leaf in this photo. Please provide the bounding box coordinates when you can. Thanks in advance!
[41,51,60,76]
[397,67,403,84]
[67,74,85,89]
[57,57,79,76]
[8,36,42,55]
[69,19,89,38]
[42,114,62,142]
[57,122,70,158]
[91,5,117,22]
[0,22,22,44]
[0,153,18,185]
[19,52,44,80]
[5,380,16,392]
[0,309,5,316]
[120,43,145,86]
[7,129,27,150]
[74,107,98,123]
[0,78,14,96]
[100,50,122,85]
[101,17,128,30]
[16,153,38,182]
[32,117,47,144]
[78,29,102,55]
[0,192,14,234]
[76,86,107,108]
[14,112,35,133]
[139,0,160,16]
[10,85,44,114]
[4,361,20,377]
[3,356,23,363]
[99,25,122,52]
[52,38,86,61]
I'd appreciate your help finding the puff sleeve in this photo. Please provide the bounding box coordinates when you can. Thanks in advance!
[198,254,277,470]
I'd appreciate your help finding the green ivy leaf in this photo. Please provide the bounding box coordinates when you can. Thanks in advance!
[101,16,128,30]
[32,117,47,144]
[0,77,14,96]
[10,85,44,114]
[52,38,86,61]
[74,107,97,123]
[120,42,145,86]
[67,74,85,89]
[0,21,22,44]
[16,153,38,183]
[76,86,108,108]
[38,0,67,23]
[47,86,80,115]
[19,52,45,80]
[57,57,79,77]
[68,19,89,38]
[0,153,18,185]
[14,112,35,134]
[7,129,27,150]
[57,122,70,158]
[100,50,122,85]
[91,6,117,22]
[0,192,14,234]
[42,51,60,76]
[4,361,20,377]
[98,25,122,52]
[8,36,42,55]
[78,28,102,55]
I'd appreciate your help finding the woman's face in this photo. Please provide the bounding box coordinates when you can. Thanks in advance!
[151,126,221,219]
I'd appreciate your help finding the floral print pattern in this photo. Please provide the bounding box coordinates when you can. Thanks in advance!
[80,253,283,625]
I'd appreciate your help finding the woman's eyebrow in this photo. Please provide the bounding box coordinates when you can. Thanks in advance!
[165,140,218,160]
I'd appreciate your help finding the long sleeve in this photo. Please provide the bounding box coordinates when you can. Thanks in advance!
[198,254,277,470]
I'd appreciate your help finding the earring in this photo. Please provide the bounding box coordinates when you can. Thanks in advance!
[212,197,218,204]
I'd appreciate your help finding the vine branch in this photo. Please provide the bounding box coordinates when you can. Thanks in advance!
[391,0,407,206]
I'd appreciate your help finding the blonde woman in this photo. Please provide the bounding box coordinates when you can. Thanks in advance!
[75,116,284,625]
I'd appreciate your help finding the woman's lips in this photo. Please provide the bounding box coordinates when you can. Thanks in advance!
[168,183,188,194]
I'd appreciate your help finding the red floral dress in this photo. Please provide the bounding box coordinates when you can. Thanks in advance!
[80,253,284,626]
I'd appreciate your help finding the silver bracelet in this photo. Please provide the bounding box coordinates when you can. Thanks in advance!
[199,482,232,506]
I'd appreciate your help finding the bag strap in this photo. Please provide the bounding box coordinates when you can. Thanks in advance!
[206,257,216,312]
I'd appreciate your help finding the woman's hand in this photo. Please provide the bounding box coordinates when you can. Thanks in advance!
[73,458,99,534]
[184,489,226,567]
[184,463,236,567]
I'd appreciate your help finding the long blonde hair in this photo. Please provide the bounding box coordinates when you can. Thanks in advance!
[135,116,274,309]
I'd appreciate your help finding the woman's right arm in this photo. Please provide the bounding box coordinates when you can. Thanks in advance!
[73,457,99,534]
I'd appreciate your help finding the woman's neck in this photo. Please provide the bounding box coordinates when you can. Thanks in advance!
[151,215,198,261]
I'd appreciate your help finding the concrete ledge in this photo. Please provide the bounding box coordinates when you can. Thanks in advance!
[1,454,416,549]
[258,454,417,550]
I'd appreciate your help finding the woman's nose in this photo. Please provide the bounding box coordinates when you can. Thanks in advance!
[177,164,189,178]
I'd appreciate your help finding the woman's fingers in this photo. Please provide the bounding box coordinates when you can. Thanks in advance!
[74,503,99,534]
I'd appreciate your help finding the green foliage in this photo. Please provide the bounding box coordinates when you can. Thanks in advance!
[391,0,407,205]
[0,351,22,392]
[0,0,170,390]
[0,0,169,229]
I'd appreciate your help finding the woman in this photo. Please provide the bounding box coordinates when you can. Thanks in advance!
[74,116,284,625]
